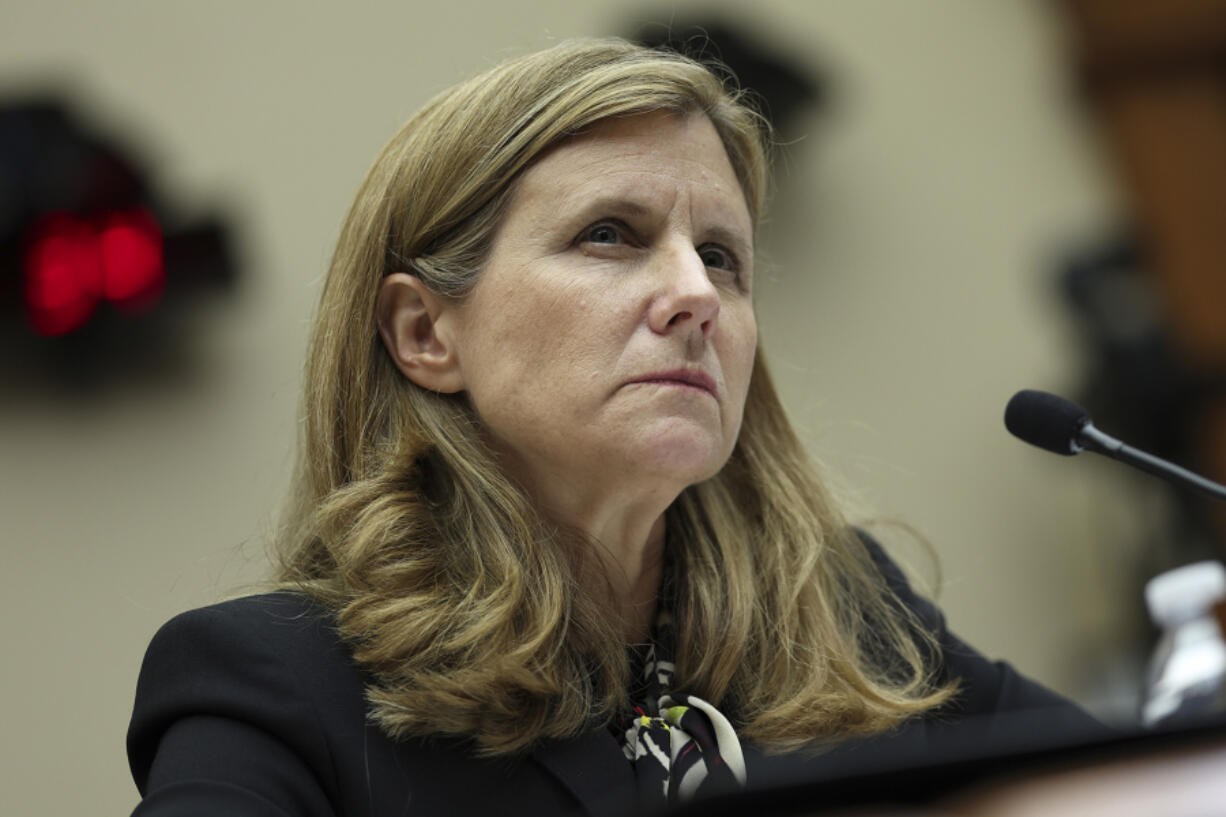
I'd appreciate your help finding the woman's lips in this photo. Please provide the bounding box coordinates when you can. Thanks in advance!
[629,369,718,397]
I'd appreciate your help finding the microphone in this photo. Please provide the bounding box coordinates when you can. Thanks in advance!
[1004,389,1226,502]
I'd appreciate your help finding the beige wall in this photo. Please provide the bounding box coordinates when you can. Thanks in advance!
[1,2,1130,813]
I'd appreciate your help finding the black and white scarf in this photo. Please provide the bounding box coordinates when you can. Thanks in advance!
[616,612,747,806]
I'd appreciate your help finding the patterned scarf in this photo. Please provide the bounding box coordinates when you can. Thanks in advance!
[616,612,747,806]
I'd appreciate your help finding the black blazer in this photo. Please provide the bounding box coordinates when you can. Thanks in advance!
[127,549,1101,816]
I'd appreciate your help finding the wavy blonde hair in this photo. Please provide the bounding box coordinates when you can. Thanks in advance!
[276,37,954,756]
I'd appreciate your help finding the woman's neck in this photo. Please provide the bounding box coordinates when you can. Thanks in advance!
[500,457,676,642]
[544,489,670,643]
[614,518,666,643]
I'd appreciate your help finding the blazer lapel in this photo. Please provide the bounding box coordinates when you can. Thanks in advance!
[531,727,637,817]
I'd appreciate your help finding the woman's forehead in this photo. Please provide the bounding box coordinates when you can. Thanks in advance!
[509,112,752,229]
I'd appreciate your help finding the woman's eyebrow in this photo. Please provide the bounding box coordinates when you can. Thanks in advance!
[701,225,754,258]
[562,195,655,220]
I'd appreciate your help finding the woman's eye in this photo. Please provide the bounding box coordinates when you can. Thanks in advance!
[583,222,623,244]
[698,246,735,271]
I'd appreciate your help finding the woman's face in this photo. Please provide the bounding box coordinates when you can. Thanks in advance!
[451,111,757,506]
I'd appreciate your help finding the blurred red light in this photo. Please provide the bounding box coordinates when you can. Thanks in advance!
[24,214,102,336]
[23,208,165,336]
[101,208,164,307]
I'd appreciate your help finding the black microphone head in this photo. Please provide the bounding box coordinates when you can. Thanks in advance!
[1004,389,1090,456]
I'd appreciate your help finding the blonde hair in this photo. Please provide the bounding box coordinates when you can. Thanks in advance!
[277,37,953,756]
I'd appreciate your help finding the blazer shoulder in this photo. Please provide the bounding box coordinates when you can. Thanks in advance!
[128,592,623,817]
[127,591,365,808]
[139,591,354,690]
[852,528,946,635]
[162,589,336,633]
[855,529,1106,738]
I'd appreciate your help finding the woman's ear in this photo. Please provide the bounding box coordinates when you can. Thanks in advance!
[376,273,465,393]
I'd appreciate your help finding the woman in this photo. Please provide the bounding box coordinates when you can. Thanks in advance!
[127,38,1089,816]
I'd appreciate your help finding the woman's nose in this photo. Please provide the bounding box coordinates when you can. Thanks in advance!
[647,243,721,338]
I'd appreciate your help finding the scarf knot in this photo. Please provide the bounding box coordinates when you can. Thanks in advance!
[617,613,747,805]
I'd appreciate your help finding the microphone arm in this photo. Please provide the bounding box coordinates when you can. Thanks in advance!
[1075,422,1226,502]
[1004,389,1226,503]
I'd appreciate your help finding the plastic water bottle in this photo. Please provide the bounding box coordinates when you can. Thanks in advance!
[1140,560,1226,727]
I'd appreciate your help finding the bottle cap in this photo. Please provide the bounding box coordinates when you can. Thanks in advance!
[1145,561,1226,627]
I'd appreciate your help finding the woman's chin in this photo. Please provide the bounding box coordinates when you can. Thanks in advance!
[630,424,732,487]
